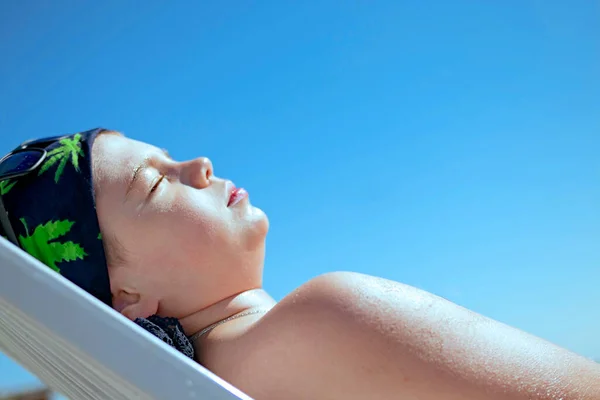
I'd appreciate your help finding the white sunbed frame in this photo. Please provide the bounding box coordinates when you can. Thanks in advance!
[0,237,253,400]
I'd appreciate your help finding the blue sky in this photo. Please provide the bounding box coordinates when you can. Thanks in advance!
[1,0,598,395]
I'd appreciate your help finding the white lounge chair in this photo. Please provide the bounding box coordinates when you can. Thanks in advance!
[0,237,252,400]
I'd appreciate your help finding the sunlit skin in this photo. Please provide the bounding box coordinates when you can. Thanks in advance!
[92,132,600,400]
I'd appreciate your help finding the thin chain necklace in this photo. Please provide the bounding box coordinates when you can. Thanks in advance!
[188,308,269,342]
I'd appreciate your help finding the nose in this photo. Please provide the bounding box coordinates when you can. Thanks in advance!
[181,157,213,189]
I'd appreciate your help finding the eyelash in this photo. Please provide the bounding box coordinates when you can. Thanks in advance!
[150,175,165,193]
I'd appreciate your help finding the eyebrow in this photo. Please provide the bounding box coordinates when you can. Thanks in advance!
[126,156,150,198]
[125,149,172,198]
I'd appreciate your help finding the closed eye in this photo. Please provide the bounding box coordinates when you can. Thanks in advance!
[150,175,165,194]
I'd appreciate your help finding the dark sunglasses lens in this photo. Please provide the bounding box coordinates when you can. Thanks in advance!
[0,150,45,178]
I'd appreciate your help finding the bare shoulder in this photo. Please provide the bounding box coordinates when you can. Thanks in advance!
[226,272,600,400]
[227,272,443,399]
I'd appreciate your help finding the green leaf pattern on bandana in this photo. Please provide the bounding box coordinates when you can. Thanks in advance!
[0,180,16,195]
[1,132,93,276]
[38,133,84,183]
[18,218,87,273]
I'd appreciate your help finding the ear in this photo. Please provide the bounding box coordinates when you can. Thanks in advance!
[112,289,159,320]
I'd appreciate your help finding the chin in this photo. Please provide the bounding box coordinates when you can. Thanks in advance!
[244,207,269,246]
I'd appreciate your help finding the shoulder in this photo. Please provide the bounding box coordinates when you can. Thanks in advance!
[280,270,405,306]
[254,270,430,344]
[277,271,432,324]
[217,273,600,400]
[259,271,398,337]
[225,272,419,399]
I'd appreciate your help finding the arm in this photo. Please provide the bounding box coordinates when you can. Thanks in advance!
[232,272,600,400]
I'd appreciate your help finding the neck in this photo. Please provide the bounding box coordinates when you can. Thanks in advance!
[179,288,276,348]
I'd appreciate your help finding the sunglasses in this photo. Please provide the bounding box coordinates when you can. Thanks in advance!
[0,135,69,247]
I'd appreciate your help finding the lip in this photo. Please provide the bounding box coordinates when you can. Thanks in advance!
[227,181,248,207]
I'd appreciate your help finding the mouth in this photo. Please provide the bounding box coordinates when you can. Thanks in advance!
[227,182,248,207]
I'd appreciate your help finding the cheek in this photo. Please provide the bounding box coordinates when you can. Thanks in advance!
[147,192,232,254]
